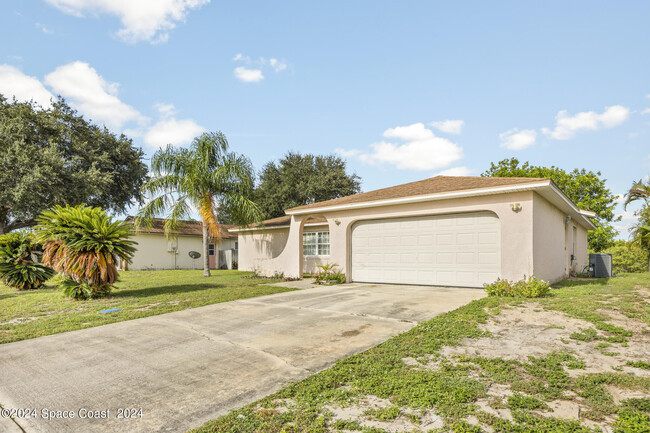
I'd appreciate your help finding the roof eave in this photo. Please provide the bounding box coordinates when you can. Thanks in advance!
[285,181,553,215]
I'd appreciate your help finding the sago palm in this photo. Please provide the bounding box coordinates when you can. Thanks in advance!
[135,131,261,276]
[34,205,136,299]
[0,231,55,290]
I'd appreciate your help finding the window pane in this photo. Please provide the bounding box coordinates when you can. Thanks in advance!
[318,243,330,255]
[318,231,330,255]
[303,232,316,245]
[303,244,317,256]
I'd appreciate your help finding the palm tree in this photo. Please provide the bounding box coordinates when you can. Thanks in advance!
[136,131,260,277]
[625,178,650,271]
[624,178,650,209]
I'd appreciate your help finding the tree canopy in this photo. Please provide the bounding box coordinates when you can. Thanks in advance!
[0,95,148,234]
[255,152,361,220]
[482,158,619,251]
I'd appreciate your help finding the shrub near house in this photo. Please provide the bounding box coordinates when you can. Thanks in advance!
[484,276,550,298]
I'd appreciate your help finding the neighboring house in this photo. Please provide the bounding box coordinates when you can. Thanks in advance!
[232,176,596,287]
[125,217,238,270]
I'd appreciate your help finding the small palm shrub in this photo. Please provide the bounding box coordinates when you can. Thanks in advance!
[34,205,136,300]
[0,232,55,290]
[314,263,346,285]
[484,275,550,298]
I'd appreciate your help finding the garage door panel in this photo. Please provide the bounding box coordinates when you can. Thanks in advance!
[351,212,500,287]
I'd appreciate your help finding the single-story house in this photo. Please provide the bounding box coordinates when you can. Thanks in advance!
[231,176,596,287]
[125,217,238,270]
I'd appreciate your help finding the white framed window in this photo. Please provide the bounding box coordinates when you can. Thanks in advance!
[208,244,215,256]
[303,231,330,256]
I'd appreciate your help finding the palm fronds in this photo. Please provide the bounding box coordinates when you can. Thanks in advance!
[0,231,55,290]
[34,205,136,299]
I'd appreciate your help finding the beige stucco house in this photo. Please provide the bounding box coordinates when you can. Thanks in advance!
[232,176,596,287]
[125,218,238,271]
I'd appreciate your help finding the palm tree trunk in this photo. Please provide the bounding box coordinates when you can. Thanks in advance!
[202,221,211,277]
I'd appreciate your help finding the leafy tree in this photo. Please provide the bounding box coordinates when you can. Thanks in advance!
[35,205,136,299]
[482,158,619,251]
[596,240,649,274]
[255,152,361,219]
[0,231,55,290]
[136,131,261,276]
[0,96,148,234]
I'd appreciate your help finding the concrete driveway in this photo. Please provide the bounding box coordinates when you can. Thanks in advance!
[0,283,484,433]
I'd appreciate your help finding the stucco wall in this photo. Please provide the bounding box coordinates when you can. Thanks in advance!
[532,193,589,282]
[238,229,290,273]
[130,234,204,270]
[239,191,537,282]
[237,225,330,274]
[130,234,237,270]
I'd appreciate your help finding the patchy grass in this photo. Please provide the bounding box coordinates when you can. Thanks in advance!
[191,273,650,433]
[0,270,294,344]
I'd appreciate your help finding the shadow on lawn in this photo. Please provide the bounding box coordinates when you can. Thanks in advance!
[112,283,228,298]
[554,277,611,288]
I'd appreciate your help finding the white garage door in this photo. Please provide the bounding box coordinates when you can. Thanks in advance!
[351,212,500,287]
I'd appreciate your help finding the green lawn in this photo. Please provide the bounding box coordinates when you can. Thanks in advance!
[191,273,650,433]
[0,270,295,344]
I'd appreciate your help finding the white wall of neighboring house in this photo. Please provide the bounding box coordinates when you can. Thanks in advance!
[129,234,237,270]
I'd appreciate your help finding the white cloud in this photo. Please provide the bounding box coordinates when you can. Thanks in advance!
[233,66,264,83]
[542,105,630,140]
[232,53,249,62]
[430,119,464,135]
[351,122,463,171]
[35,23,54,34]
[0,65,54,107]
[269,58,287,72]
[435,166,472,176]
[613,194,625,205]
[154,102,177,118]
[232,54,288,81]
[144,117,205,148]
[44,0,209,43]
[499,128,537,150]
[613,209,639,239]
[642,108,650,115]
[44,61,144,129]
[334,148,361,158]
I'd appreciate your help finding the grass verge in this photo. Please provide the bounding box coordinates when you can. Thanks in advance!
[190,273,650,433]
[0,270,294,344]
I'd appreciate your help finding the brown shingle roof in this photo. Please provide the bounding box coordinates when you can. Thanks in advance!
[286,176,549,213]
[124,217,238,240]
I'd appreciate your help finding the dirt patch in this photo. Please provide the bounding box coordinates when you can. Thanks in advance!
[325,395,444,432]
[0,317,37,326]
[438,303,650,378]
[133,303,161,312]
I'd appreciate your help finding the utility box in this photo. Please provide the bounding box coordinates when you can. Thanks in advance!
[589,253,613,278]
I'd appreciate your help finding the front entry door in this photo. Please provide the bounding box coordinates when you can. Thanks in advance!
[208,243,216,269]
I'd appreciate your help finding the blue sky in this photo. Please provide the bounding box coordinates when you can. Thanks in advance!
[1,1,649,237]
